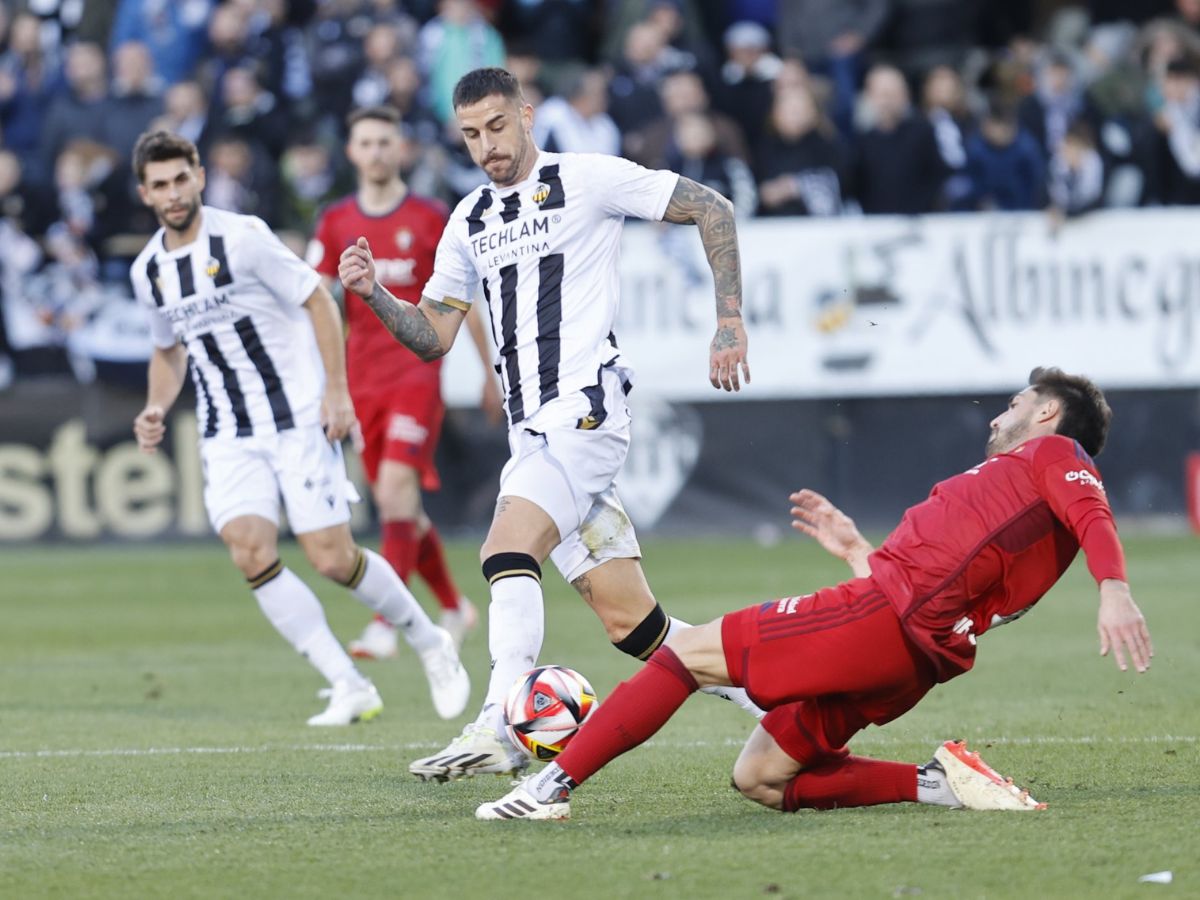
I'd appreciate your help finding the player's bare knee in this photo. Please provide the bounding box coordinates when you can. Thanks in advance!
[730,760,782,808]
[310,543,358,583]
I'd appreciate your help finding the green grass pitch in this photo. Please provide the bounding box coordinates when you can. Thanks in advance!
[1,535,1197,899]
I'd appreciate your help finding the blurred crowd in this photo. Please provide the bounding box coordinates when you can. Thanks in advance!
[3,0,1200,385]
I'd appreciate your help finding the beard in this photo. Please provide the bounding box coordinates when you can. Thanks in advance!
[985,416,1031,457]
[484,145,526,187]
[162,198,201,234]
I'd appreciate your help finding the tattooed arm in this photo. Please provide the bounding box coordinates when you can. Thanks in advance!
[661,176,750,392]
[338,236,465,361]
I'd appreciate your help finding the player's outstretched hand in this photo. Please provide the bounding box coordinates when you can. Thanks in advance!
[134,404,166,453]
[321,386,357,443]
[789,490,868,558]
[339,237,376,299]
[710,317,750,392]
[1097,579,1153,673]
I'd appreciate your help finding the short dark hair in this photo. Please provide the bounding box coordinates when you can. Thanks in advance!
[346,105,401,132]
[452,67,523,110]
[1028,366,1112,457]
[132,130,200,182]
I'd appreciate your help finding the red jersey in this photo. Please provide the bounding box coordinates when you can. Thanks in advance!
[308,193,449,396]
[869,435,1127,682]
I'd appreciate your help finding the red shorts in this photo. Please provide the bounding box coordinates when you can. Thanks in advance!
[354,370,444,489]
[721,578,936,768]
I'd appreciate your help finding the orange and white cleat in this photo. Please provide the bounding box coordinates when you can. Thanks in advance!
[932,740,1047,811]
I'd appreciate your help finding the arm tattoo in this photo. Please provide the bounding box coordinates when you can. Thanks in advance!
[362,284,447,361]
[662,176,742,318]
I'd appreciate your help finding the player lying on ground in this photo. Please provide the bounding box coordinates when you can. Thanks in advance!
[340,66,761,782]
[477,367,1153,819]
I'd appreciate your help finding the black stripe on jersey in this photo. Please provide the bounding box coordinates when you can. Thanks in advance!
[175,255,196,298]
[498,264,524,423]
[146,258,164,307]
[208,235,234,287]
[536,164,565,210]
[536,253,564,405]
[500,191,521,223]
[189,359,218,438]
[467,188,494,236]
[199,333,252,436]
[234,316,295,432]
[607,330,618,348]
[576,368,608,431]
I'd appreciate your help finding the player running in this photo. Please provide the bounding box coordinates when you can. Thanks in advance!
[130,131,470,726]
[308,106,499,658]
[476,367,1154,819]
[338,66,760,782]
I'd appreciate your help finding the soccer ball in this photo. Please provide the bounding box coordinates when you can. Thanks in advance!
[503,665,598,761]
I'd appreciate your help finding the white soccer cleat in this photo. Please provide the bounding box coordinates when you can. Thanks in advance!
[417,627,471,719]
[306,679,383,727]
[409,723,529,782]
[439,597,479,650]
[475,777,570,821]
[933,740,1047,811]
[348,618,398,660]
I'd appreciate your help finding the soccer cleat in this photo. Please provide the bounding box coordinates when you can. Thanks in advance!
[409,723,529,782]
[475,777,570,821]
[306,679,383,726]
[348,618,398,660]
[439,597,479,650]
[417,627,471,719]
[932,740,1047,811]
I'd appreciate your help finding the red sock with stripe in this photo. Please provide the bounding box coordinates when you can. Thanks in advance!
[555,646,699,787]
[416,525,461,611]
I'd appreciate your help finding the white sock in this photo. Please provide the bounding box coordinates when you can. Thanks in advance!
[528,762,576,802]
[348,548,441,652]
[668,616,765,719]
[253,566,363,687]
[483,574,545,710]
[917,760,961,807]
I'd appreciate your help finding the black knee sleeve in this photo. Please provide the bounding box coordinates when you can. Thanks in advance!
[482,552,542,585]
[613,602,670,660]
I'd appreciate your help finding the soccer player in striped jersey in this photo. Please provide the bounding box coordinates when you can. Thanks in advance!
[129,130,470,726]
[338,67,760,782]
[477,368,1154,820]
[308,106,501,661]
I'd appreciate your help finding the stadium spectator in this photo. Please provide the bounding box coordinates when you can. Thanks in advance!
[713,21,781,154]
[107,42,165,164]
[755,86,847,217]
[497,0,592,66]
[109,0,213,87]
[278,136,344,235]
[50,138,130,258]
[607,20,684,137]
[129,129,470,727]
[309,105,497,659]
[1155,56,1200,204]
[532,68,621,156]
[628,69,748,169]
[417,0,506,124]
[211,65,291,160]
[337,67,760,783]
[852,64,947,214]
[303,0,369,123]
[157,80,213,155]
[922,65,976,209]
[379,55,442,146]
[665,111,757,216]
[878,0,978,78]
[1048,119,1105,219]
[202,134,278,221]
[0,11,63,171]
[38,43,116,184]
[477,368,1153,820]
[350,22,405,109]
[964,97,1046,211]
[1018,51,1093,161]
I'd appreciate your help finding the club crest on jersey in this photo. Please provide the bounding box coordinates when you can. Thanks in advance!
[395,229,413,251]
[531,183,551,205]
[205,257,221,278]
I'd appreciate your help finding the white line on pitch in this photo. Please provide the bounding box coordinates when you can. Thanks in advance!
[0,734,1195,761]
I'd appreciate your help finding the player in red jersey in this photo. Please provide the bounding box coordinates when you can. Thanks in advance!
[308,106,500,655]
[477,367,1154,820]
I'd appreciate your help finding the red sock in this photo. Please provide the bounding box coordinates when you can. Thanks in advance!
[381,520,419,582]
[416,526,461,611]
[556,646,699,787]
[782,755,917,811]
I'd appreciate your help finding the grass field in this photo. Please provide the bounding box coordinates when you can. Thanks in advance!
[1,535,1197,900]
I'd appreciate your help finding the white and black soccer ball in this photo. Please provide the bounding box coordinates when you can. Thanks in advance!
[503,665,598,761]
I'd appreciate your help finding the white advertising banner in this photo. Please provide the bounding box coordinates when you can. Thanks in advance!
[440,208,1200,404]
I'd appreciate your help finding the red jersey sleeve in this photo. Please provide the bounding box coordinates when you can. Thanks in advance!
[1031,437,1127,584]
[307,207,339,280]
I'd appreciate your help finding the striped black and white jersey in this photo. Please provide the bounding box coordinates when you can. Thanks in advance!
[131,206,323,439]
[424,150,678,427]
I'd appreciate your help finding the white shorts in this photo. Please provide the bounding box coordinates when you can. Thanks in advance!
[499,367,642,583]
[200,425,360,535]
